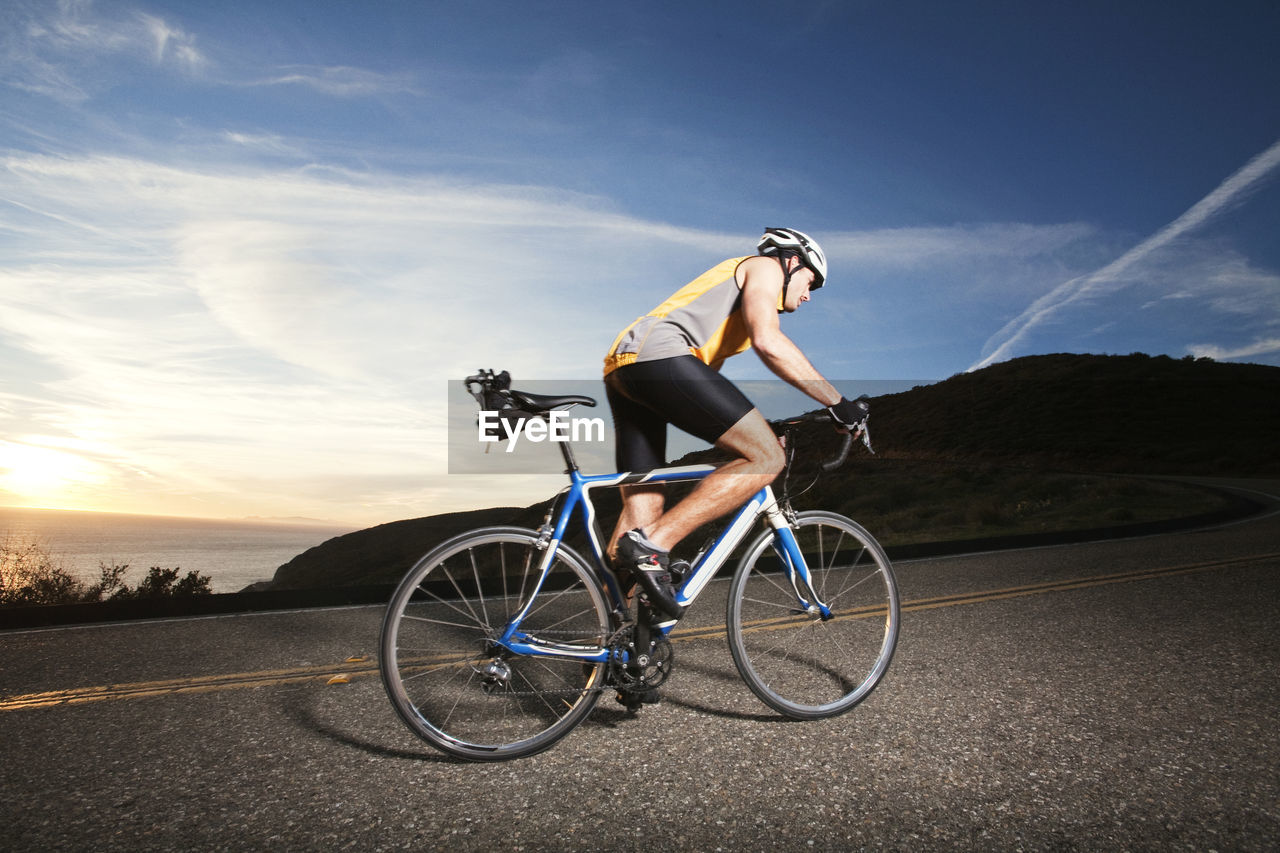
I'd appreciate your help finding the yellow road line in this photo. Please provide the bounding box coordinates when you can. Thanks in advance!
[3,552,1274,712]
[897,552,1279,613]
[1,658,378,711]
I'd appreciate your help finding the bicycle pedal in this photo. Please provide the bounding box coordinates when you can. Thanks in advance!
[615,689,661,712]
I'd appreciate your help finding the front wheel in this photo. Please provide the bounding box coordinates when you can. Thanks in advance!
[380,527,610,761]
[727,512,899,719]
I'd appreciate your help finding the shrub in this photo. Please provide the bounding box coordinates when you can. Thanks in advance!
[0,534,86,606]
[0,535,212,607]
[104,565,214,601]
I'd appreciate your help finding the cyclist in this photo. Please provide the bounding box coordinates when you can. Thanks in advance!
[604,227,869,624]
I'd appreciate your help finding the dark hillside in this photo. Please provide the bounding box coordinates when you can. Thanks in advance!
[264,353,1279,589]
[870,353,1280,475]
[268,506,523,589]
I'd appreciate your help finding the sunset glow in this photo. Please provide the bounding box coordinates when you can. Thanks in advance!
[0,441,104,504]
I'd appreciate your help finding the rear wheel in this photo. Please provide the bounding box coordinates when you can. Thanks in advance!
[727,512,899,719]
[380,527,610,761]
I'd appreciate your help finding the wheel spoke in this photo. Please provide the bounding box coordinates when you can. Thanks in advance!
[727,513,898,719]
[469,548,491,629]
[381,529,609,760]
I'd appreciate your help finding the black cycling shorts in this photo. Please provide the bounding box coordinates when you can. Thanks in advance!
[604,355,755,473]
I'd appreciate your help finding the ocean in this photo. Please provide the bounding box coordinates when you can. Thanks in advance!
[0,506,357,594]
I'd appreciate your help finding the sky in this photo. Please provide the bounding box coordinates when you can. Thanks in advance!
[1,0,1278,526]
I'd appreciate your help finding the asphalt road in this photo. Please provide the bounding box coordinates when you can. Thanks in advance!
[2,485,1278,851]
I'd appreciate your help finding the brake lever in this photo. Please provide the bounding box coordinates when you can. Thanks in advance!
[858,421,875,455]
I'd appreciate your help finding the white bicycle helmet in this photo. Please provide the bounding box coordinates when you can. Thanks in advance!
[757,227,828,288]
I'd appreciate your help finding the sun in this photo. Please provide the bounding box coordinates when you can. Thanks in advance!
[0,441,103,503]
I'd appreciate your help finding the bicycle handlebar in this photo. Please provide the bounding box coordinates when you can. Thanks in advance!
[465,369,510,397]
[775,409,873,471]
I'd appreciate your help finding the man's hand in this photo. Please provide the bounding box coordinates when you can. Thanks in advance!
[828,395,870,432]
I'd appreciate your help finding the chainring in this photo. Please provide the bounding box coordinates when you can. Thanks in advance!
[609,630,674,695]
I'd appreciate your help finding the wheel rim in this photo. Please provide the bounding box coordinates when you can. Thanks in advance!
[730,514,899,718]
[381,530,609,759]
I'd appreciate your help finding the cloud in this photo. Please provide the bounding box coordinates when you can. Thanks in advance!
[1187,338,1280,361]
[828,222,1097,269]
[247,65,421,97]
[778,221,1111,374]
[136,12,206,70]
[4,144,1274,521]
[221,131,306,157]
[971,138,1280,370]
[5,3,412,107]
[0,151,747,520]
[3,0,208,102]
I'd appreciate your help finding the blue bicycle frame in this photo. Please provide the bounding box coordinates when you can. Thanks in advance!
[497,457,833,664]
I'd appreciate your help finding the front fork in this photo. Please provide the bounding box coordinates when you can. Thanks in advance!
[763,498,833,620]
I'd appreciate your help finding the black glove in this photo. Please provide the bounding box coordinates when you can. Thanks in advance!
[828,395,870,430]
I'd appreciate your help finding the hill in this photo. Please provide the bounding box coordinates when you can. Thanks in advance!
[869,352,1280,474]
[263,353,1279,589]
[267,506,524,589]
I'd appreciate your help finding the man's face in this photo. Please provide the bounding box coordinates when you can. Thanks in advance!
[782,261,816,313]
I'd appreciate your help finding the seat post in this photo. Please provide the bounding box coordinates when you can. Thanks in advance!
[558,434,580,473]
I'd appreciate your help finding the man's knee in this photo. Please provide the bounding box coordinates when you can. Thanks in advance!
[744,438,785,481]
[718,410,785,478]
[760,439,786,477]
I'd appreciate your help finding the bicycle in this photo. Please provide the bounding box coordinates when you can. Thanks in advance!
[380,369,899,761]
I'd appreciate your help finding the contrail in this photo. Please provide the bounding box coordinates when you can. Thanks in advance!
[969,137,1280,372]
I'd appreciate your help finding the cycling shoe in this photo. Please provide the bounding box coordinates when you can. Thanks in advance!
[615,529,685,620]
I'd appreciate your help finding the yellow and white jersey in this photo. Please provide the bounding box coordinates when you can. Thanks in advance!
[604,256,783,375]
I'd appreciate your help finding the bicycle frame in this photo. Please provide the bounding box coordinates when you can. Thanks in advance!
[496,438,833,664]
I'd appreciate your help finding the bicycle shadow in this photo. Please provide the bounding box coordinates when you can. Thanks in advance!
[287,654,792,763]
[655,658,791,723]
[577,654,792,725]
[284,688,462,765]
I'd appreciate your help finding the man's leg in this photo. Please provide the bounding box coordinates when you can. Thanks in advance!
[603,370,669,566]
[644,408,785,551]
[615,408,783,619]
[608,357,779,619]
[607,484,664,567]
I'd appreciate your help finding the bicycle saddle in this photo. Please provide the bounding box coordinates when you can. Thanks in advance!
[508,389,597,412]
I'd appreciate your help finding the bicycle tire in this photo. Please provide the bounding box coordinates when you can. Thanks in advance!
[380,526,610,761]
[726,511,899,720]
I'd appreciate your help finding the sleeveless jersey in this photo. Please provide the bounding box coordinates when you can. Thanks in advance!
[603,256,783,375]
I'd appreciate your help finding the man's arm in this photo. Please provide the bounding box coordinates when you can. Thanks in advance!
[737,256,842,407]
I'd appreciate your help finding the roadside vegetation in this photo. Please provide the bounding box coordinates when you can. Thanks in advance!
[0,534,212,607]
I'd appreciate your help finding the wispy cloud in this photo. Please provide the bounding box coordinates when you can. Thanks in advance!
[0,151,742,520]
[971,138,1280,370]
[3,0,208,102]
[829,222,1097,268]
[220,131,307,158]
[136,11,206,70]
[1187,338,1280,361]
[247,65,421,97]
[4,145,1275,520]
[3,137,1275,520]
[5,2,413,109]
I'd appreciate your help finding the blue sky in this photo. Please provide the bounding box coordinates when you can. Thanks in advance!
[1,0,1278,524]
